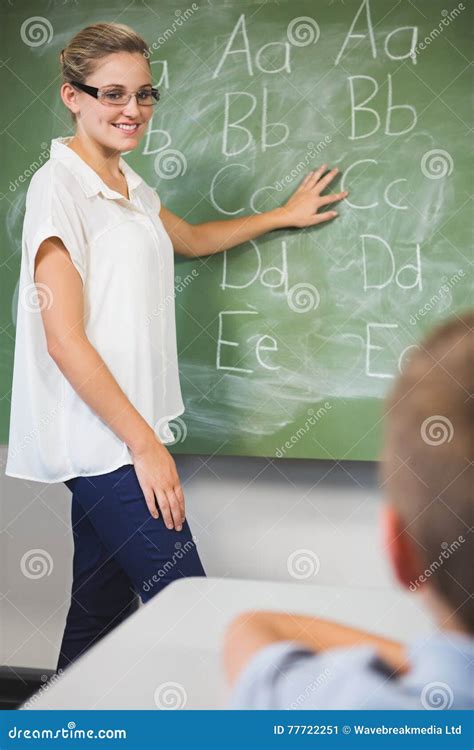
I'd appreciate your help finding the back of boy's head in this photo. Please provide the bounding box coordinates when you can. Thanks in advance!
[381,311,473,634]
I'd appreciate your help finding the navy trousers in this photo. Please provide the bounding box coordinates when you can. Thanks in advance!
[57,463,206,673]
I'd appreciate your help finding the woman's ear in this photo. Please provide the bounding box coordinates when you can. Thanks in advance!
[60,82,80,118]
[381,503,424,591]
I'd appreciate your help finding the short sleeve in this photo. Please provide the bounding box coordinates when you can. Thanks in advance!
[228,641,387,710]
[228,641,317,709]
[23,165,87,284]
[147,185,161,213]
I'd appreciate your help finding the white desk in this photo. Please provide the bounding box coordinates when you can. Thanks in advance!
[25,577,433,710]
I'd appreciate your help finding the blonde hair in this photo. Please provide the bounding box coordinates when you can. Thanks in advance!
[59,22,150,124]
[381,311,473,632]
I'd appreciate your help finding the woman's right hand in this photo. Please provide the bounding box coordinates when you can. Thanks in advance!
[131,438,185,531]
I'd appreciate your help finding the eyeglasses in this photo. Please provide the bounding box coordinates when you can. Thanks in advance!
[69,80,160,106]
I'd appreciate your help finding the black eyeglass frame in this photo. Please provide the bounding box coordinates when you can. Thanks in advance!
[69,80,161,106]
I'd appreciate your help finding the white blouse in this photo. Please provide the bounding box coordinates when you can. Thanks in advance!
[6,135,184,483]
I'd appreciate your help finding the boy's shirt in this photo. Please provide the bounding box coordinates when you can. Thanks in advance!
[228,630,473,710]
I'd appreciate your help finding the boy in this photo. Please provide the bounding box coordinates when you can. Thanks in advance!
[223,312,473,709]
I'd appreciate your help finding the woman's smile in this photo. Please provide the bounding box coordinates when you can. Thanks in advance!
[111,122,141,135]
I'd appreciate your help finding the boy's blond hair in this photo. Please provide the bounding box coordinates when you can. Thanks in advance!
[381,311,473,632]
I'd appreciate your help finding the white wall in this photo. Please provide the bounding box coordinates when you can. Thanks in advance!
[0,450,397,671]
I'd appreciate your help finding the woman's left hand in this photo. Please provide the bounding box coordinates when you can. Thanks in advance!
[280,164,348,228]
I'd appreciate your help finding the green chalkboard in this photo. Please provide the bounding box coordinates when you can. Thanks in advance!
[1,0,472,460]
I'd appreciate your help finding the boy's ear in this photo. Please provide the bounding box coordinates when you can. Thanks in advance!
[381,504,424,591]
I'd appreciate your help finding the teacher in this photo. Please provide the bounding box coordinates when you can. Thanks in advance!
[5,22,348,673]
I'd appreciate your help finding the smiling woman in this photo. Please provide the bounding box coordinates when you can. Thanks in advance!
[5,20,348,675]
[5,22,208,675]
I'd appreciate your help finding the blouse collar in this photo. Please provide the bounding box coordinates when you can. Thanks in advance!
[50,135,143,200]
